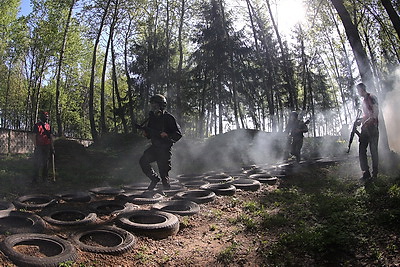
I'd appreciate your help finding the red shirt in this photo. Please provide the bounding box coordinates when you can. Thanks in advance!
[34,122,52,146]
[362,93,379,127]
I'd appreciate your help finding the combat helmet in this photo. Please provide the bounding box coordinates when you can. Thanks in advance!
[150,94,167,109]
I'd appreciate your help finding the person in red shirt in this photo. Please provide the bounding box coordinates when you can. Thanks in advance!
[356,83,379,182]
[32,111,54,183]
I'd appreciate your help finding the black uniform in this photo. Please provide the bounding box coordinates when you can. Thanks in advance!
[286,118,308,162]
[139,110,182,189]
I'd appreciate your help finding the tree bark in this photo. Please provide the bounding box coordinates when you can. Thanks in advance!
[89,0,112,142]
[330,0,374,89]
[176,0,185,125]
[55,0,75,137]
[381,0,400,40]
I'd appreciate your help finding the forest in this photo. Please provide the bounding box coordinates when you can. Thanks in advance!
[0,0,399,143]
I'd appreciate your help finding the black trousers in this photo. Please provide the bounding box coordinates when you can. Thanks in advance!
[359,125,379,177]
[291,136,304,162]
[139,144,172,182]
[33,144,51,181]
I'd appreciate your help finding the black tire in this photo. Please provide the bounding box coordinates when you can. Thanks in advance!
[204,174,233,183]
[177,173,204,179]
[88,200,138,216]
[115,190,146,201]
[89,187,124,196]
[180,180,209,189]
[230,179,261,191]
[0,233,77,267]
[173,189,216,204]
[58,191,91,203]
[224,171,247,179]
[40,206,97,227]
[177,174,205,183]
[151,200,200,216]
[244,168,267,175]
[156,184,187,197]
[202,171,224,176]
[263,177,279,185]
[119,191,164,205]
[13,194,57,210]
[0,201,15,211]
[70,225,137,254]
[249,174,279,185]
[200,183,236,196]
[0,210,46,234]
[122,182,150,191]
[116,210,179,239]
[241,164,257,171]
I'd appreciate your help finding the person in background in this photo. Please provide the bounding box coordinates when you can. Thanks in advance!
[137,94,182,190]
[285,111,309,162]
[32,111,54,183]
[356,82,379,182]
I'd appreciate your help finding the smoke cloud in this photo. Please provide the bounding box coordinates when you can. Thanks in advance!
[382,67,400,153]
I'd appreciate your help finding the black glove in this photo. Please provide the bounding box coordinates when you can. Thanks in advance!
[134,123,143,129]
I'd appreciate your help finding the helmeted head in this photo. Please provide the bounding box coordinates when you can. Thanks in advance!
[290,111,298,120]
[39,111,49,122]
[150,94,167,110]
[356,83,367,97]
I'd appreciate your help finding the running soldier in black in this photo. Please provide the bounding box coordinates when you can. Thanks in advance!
[137,94,182,190]
[285,111,309,162]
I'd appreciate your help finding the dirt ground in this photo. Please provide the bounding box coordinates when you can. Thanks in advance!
[0,132,396,266]
[0,182,275,267]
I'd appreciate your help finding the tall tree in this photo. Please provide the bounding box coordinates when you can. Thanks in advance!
[55,0,76,137]
[330,0,374,89]
[381,0,400,40]
[88,0,112,142]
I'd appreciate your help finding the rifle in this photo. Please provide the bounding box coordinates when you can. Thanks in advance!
[347,109,362,153]
[52,152,56,182]
[135,116,181,143]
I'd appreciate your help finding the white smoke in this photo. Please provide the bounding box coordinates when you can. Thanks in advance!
[382,67,400,153]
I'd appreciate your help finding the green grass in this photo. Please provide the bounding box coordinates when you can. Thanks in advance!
[257,165,400,266]
[217,241,239,265]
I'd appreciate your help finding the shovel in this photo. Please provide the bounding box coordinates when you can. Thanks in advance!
[52,152,56,182]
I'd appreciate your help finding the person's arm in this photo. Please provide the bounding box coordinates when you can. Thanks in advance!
[161,114,182,142]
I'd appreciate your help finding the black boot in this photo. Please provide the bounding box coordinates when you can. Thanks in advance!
[145,171,160,190]
[147,180,158,190]
[161,176,171,190]
[360,171,371,183]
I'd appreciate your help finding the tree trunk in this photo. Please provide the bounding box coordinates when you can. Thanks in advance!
[218,0,240,129]
[55,0,75,137]
[330,0,374,89]
[111,39,128,134]
[381,0,400,40]
[89,0,112,142]
[266,0,296,110]
[176,0,185,125]
[246,0,275,130]
[124,18,136,132]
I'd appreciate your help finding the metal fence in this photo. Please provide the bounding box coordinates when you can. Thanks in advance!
[0,128,92,154]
